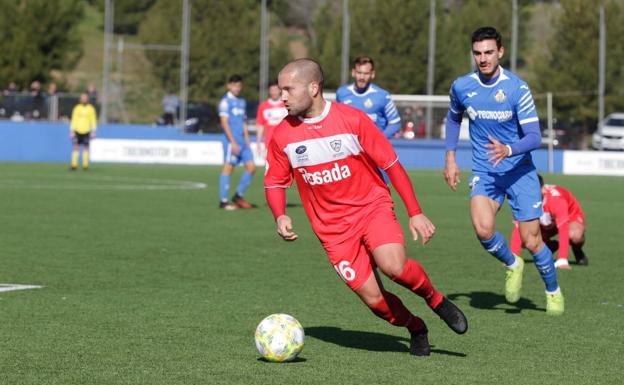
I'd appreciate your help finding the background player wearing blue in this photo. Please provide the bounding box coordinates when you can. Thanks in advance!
[443,27,564,316]
[218,75,256,210]
[336,56,401,139]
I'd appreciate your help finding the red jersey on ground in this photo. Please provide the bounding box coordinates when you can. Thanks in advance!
[511,184,585,260]
[541,184,585,228]
[256,98,287,146]
[264,101,399,243]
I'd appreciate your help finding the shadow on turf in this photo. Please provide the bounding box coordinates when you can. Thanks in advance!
[305,327,466,357]
[447,291,545,314]
[257,357,307,364]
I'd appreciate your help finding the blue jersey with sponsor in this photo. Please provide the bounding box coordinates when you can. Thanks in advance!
[218,91,247,144]
[448,68,539,173]
[335,83,401,136]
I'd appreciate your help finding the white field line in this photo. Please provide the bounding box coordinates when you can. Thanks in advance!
[0,284,44,293]
[0,174,206,191]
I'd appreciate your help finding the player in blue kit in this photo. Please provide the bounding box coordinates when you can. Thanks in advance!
[218,75,256,210]
[443,27,564,315]
[336,56,401,139]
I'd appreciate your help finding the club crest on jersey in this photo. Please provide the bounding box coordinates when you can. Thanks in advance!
[330,140,342,153]
[364,98,373,108]
[494,89,506,103]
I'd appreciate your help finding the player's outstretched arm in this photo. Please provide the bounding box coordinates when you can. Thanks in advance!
[243,121,251,146]
[385,162,436,245]
[276,215,298,242]
[256,124,264,155]
[444,151,461,191]
[383,122,402,139]
[266,187,297,241]
[409,214,436,245]
[444,105,462,190]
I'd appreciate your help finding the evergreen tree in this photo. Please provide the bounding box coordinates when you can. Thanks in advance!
[138,0,290,106]
[94,0,158,35]
[0,0,84,88]
[436,0,513,93]
[535,0,624,136]
[349,0,430,94]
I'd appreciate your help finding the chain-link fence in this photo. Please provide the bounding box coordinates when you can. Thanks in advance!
[0,92,91,122]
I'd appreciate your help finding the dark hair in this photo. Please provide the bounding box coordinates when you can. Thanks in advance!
[268,80,279,88]
[228,74,243,83]
[471,26,503,49]
[537,174,544,187]
[353,56,375,70]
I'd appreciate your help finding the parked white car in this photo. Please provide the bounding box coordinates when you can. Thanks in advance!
[593,113,624,150]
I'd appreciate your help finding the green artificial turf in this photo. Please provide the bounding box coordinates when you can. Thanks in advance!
[0,163,622,384]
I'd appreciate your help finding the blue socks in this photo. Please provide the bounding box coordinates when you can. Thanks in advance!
[480,232,516,267]
[236,172,254,197]
[219,174,230,202]
[221,172,254,202]
[532,244,559,292]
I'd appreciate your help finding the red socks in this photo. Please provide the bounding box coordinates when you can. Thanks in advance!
[369,291,426,332]
[392,259,444,309]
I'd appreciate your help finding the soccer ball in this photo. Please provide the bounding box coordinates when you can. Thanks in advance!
[254,313,304,362]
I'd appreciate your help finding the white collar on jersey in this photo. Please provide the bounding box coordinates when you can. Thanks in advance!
[226,91,239,99]
[298,101,331,124]
[470,66,510,88]
[347,83,378,96]
[267,98,282,106]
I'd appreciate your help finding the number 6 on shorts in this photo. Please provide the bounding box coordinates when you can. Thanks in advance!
[334,261,356,282]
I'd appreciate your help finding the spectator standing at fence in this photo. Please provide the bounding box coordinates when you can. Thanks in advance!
[256,80,287,157]
[161,91,179,126]
[30,81,44,119]
[3,82,18,96]
[47,83,57,97]
[69,93,97,171]
[87,83,98,105]
[2,82,18,118]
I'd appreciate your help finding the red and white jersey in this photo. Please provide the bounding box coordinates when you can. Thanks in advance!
[265,101,399,243]
[256,98,287,146]
[541,184,584,228]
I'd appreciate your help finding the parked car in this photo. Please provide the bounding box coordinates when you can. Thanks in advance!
[592,113,624,150]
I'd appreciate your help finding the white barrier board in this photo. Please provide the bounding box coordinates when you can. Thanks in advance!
[563,151,624,176]
[91,139,266,166]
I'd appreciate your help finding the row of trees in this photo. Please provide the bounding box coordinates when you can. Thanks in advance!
[0,0,83,88]
[137,0,624,133]
[0,0,622,132]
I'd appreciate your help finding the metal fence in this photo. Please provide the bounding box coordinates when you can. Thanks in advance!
[0,92,92,122]
[0,90,608,156]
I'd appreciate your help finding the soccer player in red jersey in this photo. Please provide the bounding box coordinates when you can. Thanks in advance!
[264,59,467,356]
[510,175,588,269]
[256,81,287,157]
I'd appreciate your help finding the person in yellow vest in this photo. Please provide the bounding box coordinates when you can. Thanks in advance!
[69,93,97,170]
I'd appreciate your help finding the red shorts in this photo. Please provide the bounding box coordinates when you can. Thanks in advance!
[322,206,405,291]
[541,213,586,239]
[571,213,586,227]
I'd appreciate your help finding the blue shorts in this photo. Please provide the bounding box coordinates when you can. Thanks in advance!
[469,168,543,222]
[223,141,254,165]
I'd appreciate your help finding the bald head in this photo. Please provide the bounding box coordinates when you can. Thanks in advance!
[278,58,324,89]
[278,58,327,118]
